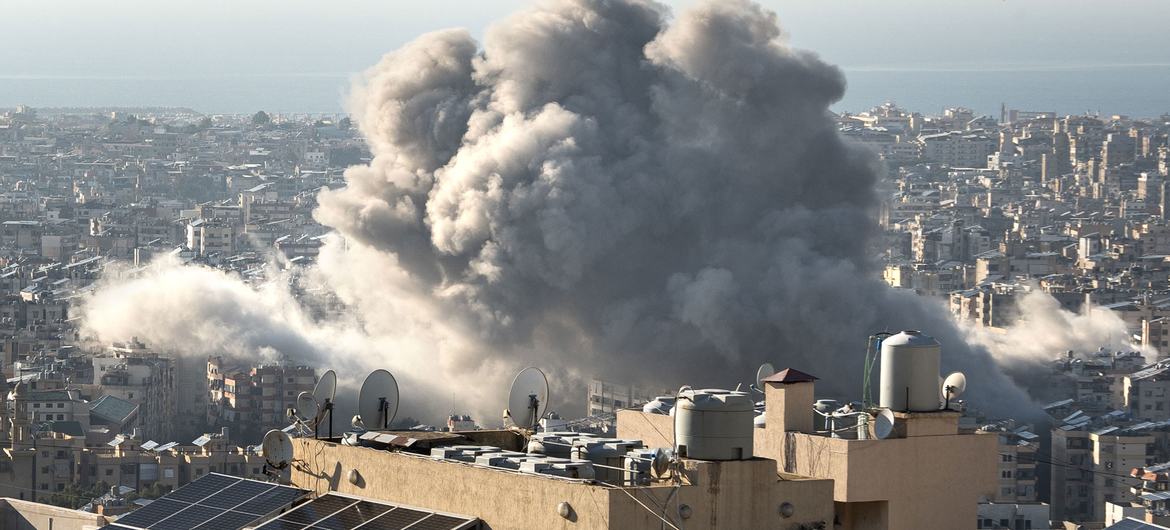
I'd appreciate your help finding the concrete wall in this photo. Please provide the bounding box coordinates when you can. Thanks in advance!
[288,438,834,530]
[619,404,997,530]
[616,409,673,449]
[768,430,997,529]
[0,498,108,530]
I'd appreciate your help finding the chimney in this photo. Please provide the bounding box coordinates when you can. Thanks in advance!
[763,368,817,434]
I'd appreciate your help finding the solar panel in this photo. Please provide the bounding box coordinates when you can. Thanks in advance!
[151,504,224,530]
[166,474,241,503]
[109,474,309,530]
[1106,519,1167,530]
[192,511,259,530]
[236,485,310,516]
[365,507,429,529]
[254,494,479,530]
[275,495,355,525]
[311,501,393,530]
[116,498,192,527]
[200,480,275,509]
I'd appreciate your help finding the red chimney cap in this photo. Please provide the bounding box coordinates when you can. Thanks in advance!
[762,368,818,384]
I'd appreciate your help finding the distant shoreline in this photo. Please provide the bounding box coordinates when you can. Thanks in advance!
[2,65,1167,119]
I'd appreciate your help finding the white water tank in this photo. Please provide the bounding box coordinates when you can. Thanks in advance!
[674,388,754,460]
[879,330,941,412]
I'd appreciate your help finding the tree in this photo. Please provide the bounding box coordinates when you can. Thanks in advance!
[338,116,352,130]
[251,111,271,126]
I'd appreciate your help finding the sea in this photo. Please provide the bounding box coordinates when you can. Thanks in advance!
[1,65,1168,118]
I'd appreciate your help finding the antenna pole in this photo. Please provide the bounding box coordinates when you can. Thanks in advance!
[327,400,333,439]
[379,397,388,429]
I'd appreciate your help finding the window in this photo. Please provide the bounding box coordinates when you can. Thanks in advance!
[33,404,39,408]
[1002,454,1014,462]
[105,469,113,476]
[56,403,63,409]
[1002,470,1013,478]
[57,414,64,420]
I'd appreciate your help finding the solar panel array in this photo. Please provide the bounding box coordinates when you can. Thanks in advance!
[254,493,479,530]
[99,473,309,530]
[1106,519,1170,530]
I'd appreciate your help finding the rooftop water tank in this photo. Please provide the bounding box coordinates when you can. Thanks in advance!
[879,330,941,412]
[674,388,754,460]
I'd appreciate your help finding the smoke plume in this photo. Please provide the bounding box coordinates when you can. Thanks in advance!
[964,290,1152,367]
[80,0,1091,421]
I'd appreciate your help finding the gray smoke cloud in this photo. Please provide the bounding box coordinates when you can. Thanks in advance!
[81,0,1049,421]
[313,0,1036,414]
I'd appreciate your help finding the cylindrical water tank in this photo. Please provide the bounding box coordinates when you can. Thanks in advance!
[879,330,941,412]
[643,396,676,415]
[673,388,754,460]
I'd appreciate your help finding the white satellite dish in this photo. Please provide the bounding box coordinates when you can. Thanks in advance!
[313,370,337,416]
[873,408,896,440]
[358,369,399,430]
[507,367,549,430]
[295,392,319,424]
[755,362,776,390]
[942,372,967,407]
[262,429,294,469]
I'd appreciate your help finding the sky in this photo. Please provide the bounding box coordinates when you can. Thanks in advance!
[3,0,1170,79]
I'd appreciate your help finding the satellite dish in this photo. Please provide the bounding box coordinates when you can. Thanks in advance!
[507,367,549,429]
[295,392,319,424]
[358,369,399,430]
[651,447,671,477]
[873,408,895,440]
[942,372,967,407]
[313,370,337,417]
[262,429,294,469]
[755,362,776,390]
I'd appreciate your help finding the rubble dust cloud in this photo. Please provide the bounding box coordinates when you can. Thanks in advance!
[78,0,1125,421]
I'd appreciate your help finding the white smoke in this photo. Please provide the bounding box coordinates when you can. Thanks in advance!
[78,0,1112,422]
[964,290,1153,366]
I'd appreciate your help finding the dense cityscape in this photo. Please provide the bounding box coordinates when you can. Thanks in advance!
[0,98,1168,528]
[4,1,1170,529]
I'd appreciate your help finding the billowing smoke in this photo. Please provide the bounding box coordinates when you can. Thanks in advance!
[964,290,1152,367]
[81,0,1073,421]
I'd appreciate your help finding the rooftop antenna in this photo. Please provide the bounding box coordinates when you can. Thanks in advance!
[358,369,399,431]
[312,369,337,439]
[507,367,549,430]
[751,362,775,395]
[261,429,294,471]
[941,372,967,410]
